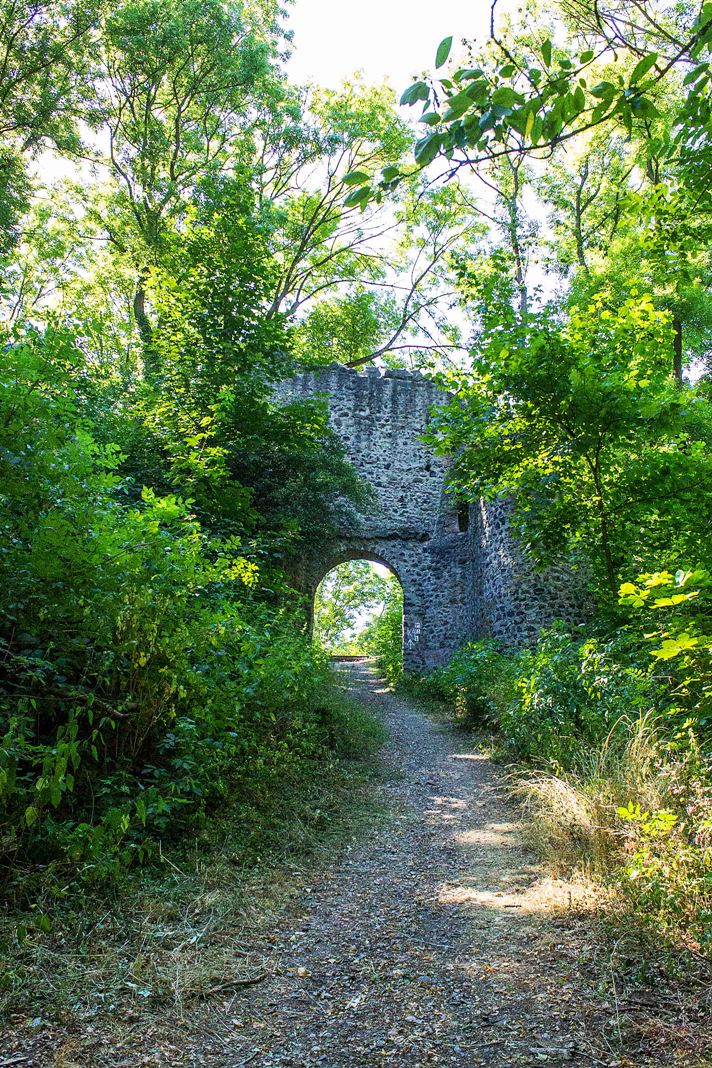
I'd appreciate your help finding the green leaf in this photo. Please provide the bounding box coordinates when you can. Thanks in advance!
[400,80,430,106]
[580,49,594,63]
[541,39,552,67]
[590,81,616,99]
[683,62,710,85]
[435,36,453,69]
[25,805,39,827]
[630,53,658,83]
[492,86,522,108]
[342,170,370,186]
[344,186,372,208]
[651,633,700,660]
[591,101,613,122]
[442,91,474,121]
[37,914,52,934]
[698,2,712,29]
[414,132,443,165]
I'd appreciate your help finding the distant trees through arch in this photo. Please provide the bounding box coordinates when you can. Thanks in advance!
[313,560,403,678]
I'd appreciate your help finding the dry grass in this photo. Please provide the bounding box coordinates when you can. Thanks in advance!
[514,714,670,877]
[513,712,712,966]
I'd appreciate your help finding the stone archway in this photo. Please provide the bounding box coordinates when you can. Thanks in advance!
[275,363,587,671]
[277,365,473,671]
[312,554,404,656]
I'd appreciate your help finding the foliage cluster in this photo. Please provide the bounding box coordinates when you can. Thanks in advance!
[426,294,712,601]
[419,566,712,945]
[361,573,404,684]
[412,639,520,731]
[0,322,370,897]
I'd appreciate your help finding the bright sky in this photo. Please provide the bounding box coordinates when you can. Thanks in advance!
[285,0,514,94]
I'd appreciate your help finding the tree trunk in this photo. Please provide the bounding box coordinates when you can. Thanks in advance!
[589,451,618,600]
[507,158,528,321]
[597,496,618,600]
[574,161,589,271]
[673,318,683,385]
[133,275,158,380]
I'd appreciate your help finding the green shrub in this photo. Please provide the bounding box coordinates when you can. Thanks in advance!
[500,626,652,768]
[619,568,712,744]
[362,575,404,685]
[0,326,368,896]
[410,639,520,729]
[615,756,712,946]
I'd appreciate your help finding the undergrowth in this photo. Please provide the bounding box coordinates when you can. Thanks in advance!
[410,572,712,953]
[0,325,373,902]
[0,684,385,1031]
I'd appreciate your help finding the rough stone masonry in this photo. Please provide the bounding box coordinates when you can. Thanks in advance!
[277,364,584,671]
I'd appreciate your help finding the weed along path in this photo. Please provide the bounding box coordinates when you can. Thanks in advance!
[221,661,691,1068]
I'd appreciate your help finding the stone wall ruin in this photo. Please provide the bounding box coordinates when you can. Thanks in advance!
[276,363,584,671]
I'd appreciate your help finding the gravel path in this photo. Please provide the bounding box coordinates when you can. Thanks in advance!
[224,661,669,1068]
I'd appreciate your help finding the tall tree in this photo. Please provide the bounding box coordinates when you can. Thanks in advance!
[0,0,103,256]
[256,80,476,367]
[428,288,712,600]
[94,0,282,374]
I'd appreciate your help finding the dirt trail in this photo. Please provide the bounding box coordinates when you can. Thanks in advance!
[222,661,684,1068]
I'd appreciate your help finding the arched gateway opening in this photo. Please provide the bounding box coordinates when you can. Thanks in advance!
[313,559,404,667]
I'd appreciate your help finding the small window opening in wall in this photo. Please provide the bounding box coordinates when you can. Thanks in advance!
[457,500,469,533]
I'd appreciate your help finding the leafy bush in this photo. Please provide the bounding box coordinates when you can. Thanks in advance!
[0,326,369,896]
[500,627,652,768]
[619,568,712,743]
[411,639,519,729]
[362,574,404,685]
[615,756,712,945]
